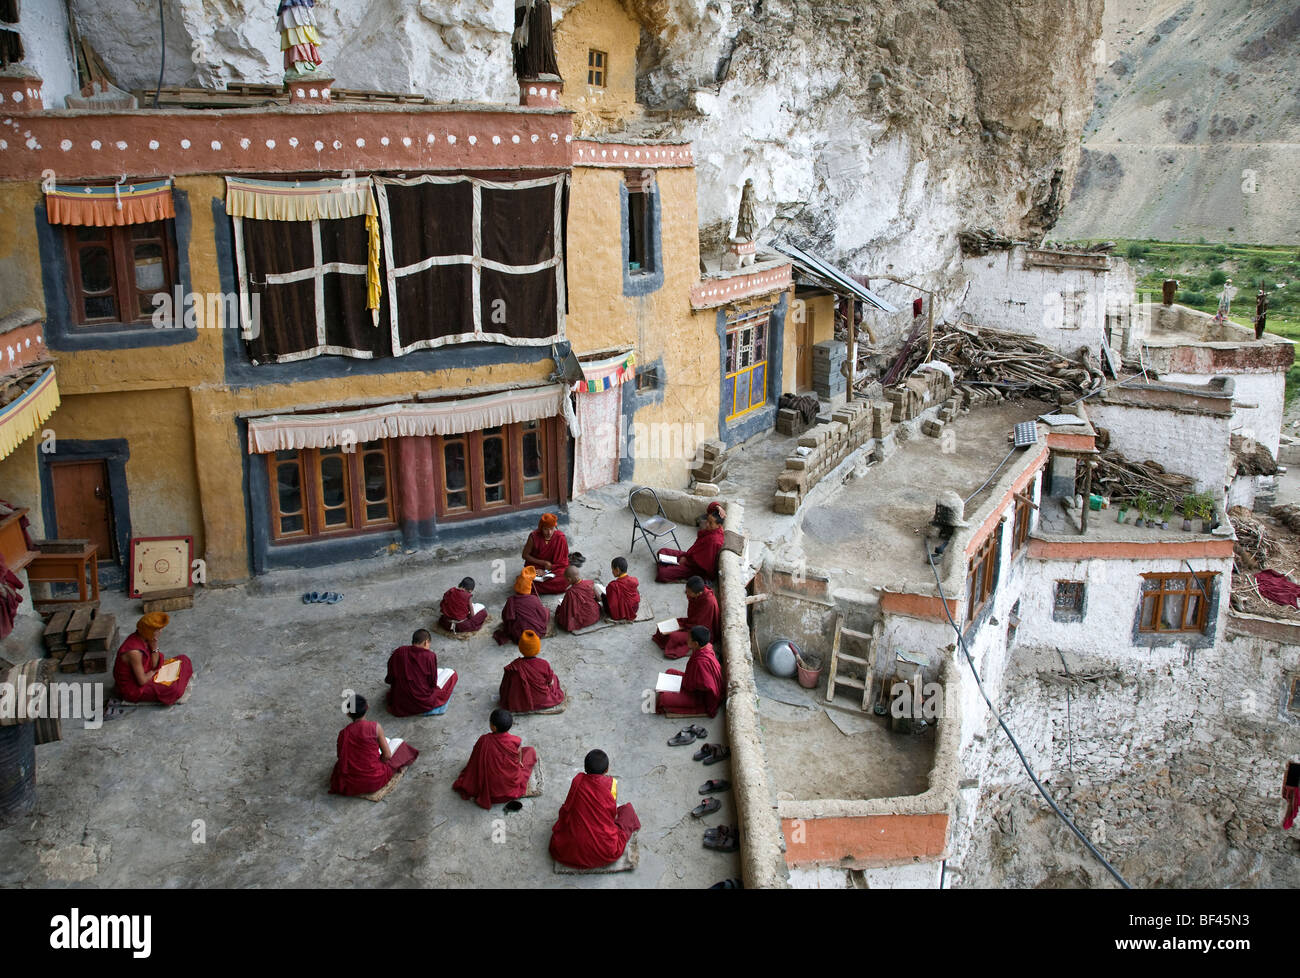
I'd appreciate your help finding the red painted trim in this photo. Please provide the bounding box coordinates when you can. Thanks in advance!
[571,140,694,168]
[782,814,949,868]
[0,319,47,377]
[963,445,1048,556]
[1046,431,1096,451]
[1027,537,1235,560]
[880,590,960,622]
[691,266,794,310]
[0,108,574,181]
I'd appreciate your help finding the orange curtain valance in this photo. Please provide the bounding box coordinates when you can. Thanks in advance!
[46,179,175,227]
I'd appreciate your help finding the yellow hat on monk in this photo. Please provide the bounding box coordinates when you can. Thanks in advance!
[519,630,541,657]
[515,566,537,594]
[539,512,558,529]
[136,612,170,639]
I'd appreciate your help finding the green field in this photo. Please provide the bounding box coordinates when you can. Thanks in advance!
[1097,239,1300,402]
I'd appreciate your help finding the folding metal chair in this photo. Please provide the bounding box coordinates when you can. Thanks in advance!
[629,487,681,556]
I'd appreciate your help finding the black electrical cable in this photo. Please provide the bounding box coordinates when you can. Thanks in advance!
[925,547,1132,888]
[964,446,1019,506]
[152,0,164,109]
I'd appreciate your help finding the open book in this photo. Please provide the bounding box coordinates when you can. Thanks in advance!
[382,736,404,757]
[470,603,485,616]
[154,658,182,685]
[657,553,679,566]
[657,618,679,635]
[437,668,455,689]
[656,672,683,693]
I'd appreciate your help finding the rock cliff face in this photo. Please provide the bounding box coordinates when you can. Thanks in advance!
[1055,0,1300,245]
[69,0,1104,337]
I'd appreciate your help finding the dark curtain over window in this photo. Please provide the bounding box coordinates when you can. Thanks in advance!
[242,215,390,364]
[384,181,474,347]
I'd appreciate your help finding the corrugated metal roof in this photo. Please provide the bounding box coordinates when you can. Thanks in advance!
[771,241,899,313]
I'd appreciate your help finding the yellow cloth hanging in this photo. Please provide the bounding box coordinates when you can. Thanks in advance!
[0,368,60,462]
[279,25,322,50]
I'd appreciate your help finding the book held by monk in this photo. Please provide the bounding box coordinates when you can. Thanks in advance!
[656,672,683,693]
[154,658,182,685]
[658,554,678,566]
[657,619,678,635]
[437,668,455,689]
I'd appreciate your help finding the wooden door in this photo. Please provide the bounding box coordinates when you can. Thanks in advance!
[50,460,116,561]
[796,306,814,392]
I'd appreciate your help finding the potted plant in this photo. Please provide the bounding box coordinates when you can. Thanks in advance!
[1160,500,1173,530]
[1116,498,1130,523]
[1200,497,1216,534]
[1181,494,1195,532]
[1135,492,1152,528]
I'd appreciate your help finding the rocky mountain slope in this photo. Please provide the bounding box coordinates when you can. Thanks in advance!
[1055,0,1300,245]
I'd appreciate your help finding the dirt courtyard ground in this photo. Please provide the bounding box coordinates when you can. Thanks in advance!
[0,486,740,888]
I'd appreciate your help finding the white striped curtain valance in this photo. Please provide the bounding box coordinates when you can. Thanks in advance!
[247,384,567,454]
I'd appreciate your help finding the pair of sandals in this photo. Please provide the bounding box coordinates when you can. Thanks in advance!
[693,743,730,765]
[302,591,344,604]
[668,724,707,746]
[703,824,740,852]
[690,779,731,817]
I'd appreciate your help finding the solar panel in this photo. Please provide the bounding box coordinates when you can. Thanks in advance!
[1013,421,1038,448]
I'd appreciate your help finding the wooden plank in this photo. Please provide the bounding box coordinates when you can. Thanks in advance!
[825,613,842,705]
[34,598,100,615]
[85,613,116,652]
[142,591,193,613]
[81,650,108,674]
[43,610,72,647]
[34,539,91,554]
[841,627,873,642]
[65,608,92,645]
[58,650,84,673]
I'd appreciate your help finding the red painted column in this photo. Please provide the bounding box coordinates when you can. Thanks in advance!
[397,436,436,547]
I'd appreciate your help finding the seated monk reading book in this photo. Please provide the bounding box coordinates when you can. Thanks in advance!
[385,628,458,717]
[655,510,725,584]
[499,630,565,712]
[494,567,551,645]
[452,708,538,809]
[550,749,641,869]
[652,575,720,660]
[556,565,601,632]
[595,556,640,621]
[113,612,194,706]
[438,577,487,634]
[655,626,723,718]
[522,512,569,595]
[329,695,419,796]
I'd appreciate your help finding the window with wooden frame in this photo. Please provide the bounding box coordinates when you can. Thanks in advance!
[1012,492,1034,554]
[433,418,559,521]
[587,49,607,87]
[966,527,1001,621]
[64,221,179,326]
[1053,580,1085,622]
[1138,572,1216,634]
[724,305,771,422]
[268,440,397,542]
[1286,677,1300,716]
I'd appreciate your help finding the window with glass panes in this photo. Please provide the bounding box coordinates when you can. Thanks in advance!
[1138,572,1215,633]
[966,527,1001,621]
[724,306,771,421]
[434,418,558,520]
[64,221,179,326]
[587,49,607,87]
[268,440,396,542]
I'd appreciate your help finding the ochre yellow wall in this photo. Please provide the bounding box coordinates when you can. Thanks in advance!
[48,389,205,556]
[566,164,714,486]
[554,0,641,133]
[781,291,837,393]
[0,183,46,312]
[0,439,46,540]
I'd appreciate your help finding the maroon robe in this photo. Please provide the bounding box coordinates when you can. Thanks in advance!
[656,643,723,718]
[556,578,601,632]
[655,526,725,583]
[385,644,457,716]
[603,574,640,621]
[452,731,538,809]
[549,772,641,869]
[329,719,419,796]
[525,529,570,595]
[437,587,487,633]
[653,585,721,659]
[493,593,551,645]
[112,635,194,706]
[499,656,565,712]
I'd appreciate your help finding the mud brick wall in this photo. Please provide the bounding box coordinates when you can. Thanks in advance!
[773,401,876,513]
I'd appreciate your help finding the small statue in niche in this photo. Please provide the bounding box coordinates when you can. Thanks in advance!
[723,178,759,270]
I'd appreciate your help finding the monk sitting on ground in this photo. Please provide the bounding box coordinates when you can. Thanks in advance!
[556,565,601,632]
[385,628,458,716]
[494,567,551,645]
[499,629,565,713]
[656,626,724,718]
[550,749,642,869]
[655,509,726,584]
[653,575,721,659]
[113,612,194,706]
[595,556,640,621]
[329,694,419,796]
[438,577,487,634]
[523,512,570,595]
[452,708,538,810]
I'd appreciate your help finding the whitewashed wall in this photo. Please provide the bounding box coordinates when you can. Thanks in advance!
[1086,401,1232,495]
[1162,370,1286,459]
[17,0,79,109]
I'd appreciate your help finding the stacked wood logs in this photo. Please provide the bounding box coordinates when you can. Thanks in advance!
[1085,449,1195,504]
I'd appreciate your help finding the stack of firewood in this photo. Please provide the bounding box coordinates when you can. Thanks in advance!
[1085,450,1195,504]
[0,362,51,408]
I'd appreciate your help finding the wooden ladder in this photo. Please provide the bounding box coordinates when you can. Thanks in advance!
[825,614,878,711]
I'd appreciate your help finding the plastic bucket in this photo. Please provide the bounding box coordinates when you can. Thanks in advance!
[795,656,822,689]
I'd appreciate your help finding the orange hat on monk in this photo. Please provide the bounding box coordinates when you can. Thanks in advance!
[514,566,537,594]
[136,612,170,639]
[539,512,558,529]
[518,630,541,657]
